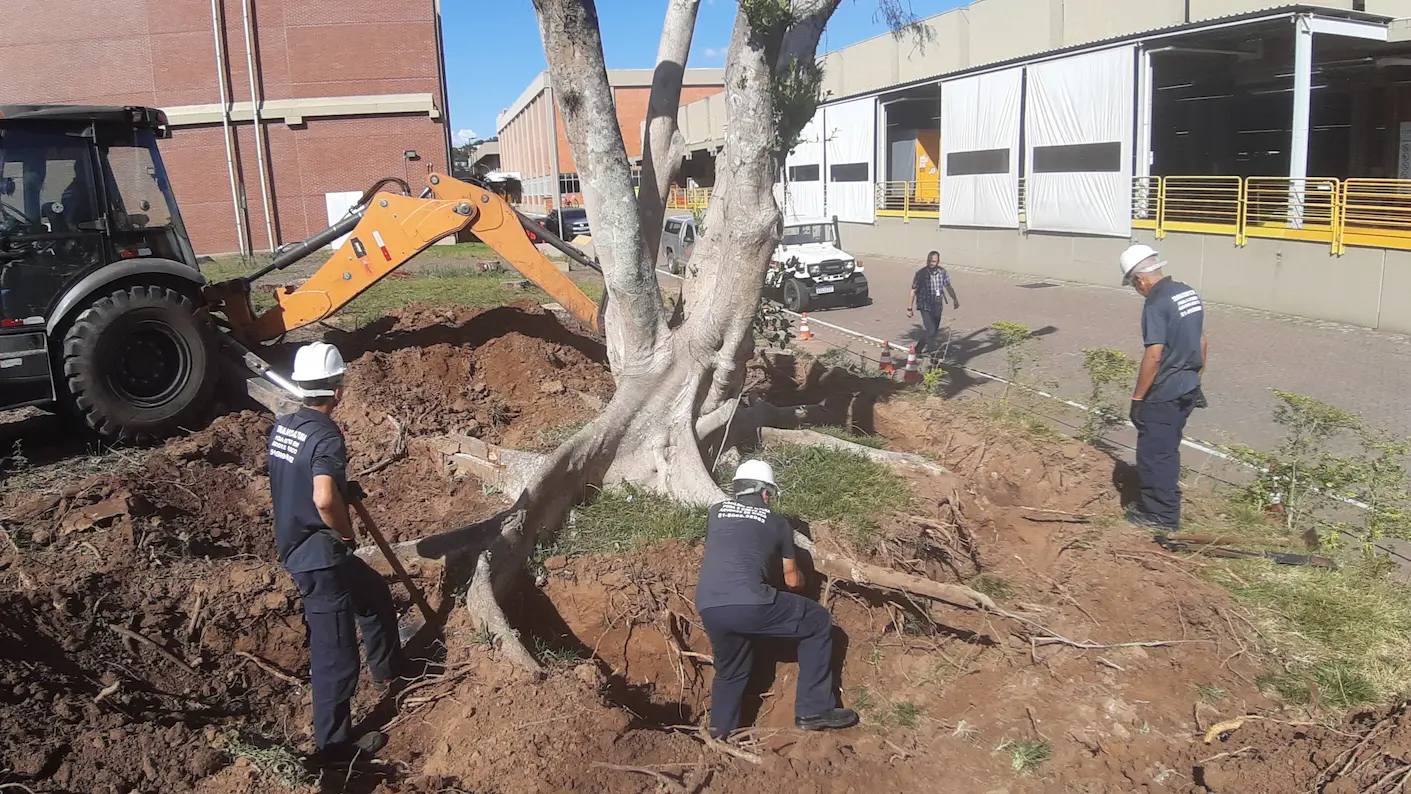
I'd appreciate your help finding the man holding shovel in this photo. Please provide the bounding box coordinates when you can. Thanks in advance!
[268,342,403,762]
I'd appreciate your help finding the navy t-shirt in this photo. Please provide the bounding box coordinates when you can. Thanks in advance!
[1141,276,1205,402]
[695,495,795,611]
[268,408,352,573]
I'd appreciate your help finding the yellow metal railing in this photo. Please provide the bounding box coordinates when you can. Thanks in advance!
[876,180,940,220]
[666,186,712,210]
[684,174,1411,255]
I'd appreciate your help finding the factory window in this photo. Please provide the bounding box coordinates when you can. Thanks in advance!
[946,149,1009,177]
[1032,142,1122,173]
[787,164,820,182]
[829,162,869,182]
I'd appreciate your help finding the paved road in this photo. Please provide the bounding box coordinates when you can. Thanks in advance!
[797,255,1411,453]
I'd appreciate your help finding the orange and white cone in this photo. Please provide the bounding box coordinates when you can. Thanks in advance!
[798,313,813,340]
[879,341,895,375]
[902,344,922,383]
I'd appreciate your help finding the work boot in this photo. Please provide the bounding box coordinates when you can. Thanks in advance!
[796,708,860,732]
[305,731,388,765]
[1125,506,1176,532]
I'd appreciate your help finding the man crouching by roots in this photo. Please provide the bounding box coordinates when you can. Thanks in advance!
[695,460,859,739]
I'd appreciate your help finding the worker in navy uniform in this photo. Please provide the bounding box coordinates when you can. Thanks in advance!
[267,342,402,762]
[695,460,859,740]
[1119,245,1209,531]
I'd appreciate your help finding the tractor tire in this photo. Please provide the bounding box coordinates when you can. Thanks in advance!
[783,278,809,313]
[60,285,217,444]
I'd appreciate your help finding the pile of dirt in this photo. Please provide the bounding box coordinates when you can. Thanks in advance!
[332,302,613,454]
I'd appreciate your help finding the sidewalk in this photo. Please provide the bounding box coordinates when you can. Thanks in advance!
[806,255,1411,454]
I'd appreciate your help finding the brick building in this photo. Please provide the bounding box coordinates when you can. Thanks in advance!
[496,69,724,211]
[0,0,450,255]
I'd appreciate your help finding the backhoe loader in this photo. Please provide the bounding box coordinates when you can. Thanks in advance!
[0,104,602,443]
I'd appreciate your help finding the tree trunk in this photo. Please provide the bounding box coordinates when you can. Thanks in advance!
[442,0,963,664]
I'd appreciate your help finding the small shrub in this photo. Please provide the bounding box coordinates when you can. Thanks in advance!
[1229,391,1411,551]
[1079,348,1138,444]
[990,321,1034,397]
[754,300,794,350]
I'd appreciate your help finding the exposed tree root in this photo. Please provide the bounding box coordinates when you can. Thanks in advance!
[793,533,996,612]
[758,428,949,476]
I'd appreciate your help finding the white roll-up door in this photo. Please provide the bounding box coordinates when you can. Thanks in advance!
[1024,46,1136,237]
[783,109,825,221]
[823,97,876,224]
[939,67,1023,229]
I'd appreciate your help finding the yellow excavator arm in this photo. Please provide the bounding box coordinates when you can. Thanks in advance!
[207,174,600,345]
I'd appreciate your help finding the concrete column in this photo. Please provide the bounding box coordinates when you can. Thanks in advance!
[1289,14,1314,226]
[1136,47,1154,219]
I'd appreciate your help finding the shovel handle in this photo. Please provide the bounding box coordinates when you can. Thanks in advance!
[351,500,437,624]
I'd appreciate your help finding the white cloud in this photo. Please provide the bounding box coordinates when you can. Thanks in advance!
[702,46,725,59]
[452,128,479,147]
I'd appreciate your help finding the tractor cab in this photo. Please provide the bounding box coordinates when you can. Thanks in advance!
[0,105,211,439]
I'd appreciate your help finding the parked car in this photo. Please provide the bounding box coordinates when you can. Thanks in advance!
[542,208,590,239]
[765,215,869,311]
[661,215,697,274]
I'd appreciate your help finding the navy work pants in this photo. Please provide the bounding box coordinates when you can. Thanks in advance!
[699,592,836,737]
[1134,391,1199,528]
[291,557,401,749]
[917,308,943,354]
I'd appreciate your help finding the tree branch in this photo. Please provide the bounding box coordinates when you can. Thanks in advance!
[532,0,665,373]
[640,0,701,262]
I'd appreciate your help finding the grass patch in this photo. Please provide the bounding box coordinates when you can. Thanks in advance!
[528,420,590,453]
[1195,683,1228,704]
[853,685,875,711]
[532,635,582,665]
[224,731,313,788]
[341,267,554,326]
[967,573,1013,602]
[545,484,708,558]
[757,443,907,546]
[998,737,1052,775]
[199,247,604,325]
[1207,555,1411,708]
[891,701,922,728]
[810,425,888,449]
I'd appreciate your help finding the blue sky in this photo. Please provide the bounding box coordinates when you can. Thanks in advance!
[442,0,966,145]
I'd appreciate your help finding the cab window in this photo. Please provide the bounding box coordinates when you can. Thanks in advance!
[101,129,176,231]
[0,130,99,234]
[682,225,695,245]
[664,220,682,235]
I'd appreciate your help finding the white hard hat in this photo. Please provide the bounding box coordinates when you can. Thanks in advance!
[732,459,778,494]
[290,342,347,396]
[1119,244,1163,285]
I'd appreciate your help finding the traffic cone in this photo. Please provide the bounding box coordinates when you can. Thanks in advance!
[798,313,813,340]
[878,341,895,375]
[901,344,922,383]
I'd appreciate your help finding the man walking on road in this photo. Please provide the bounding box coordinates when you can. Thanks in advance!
[696,460,858,740]
[268,342,404,763]
[1120,245,1208,531]
[907,250,960,355]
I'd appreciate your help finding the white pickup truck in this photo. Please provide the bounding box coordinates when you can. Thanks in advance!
[765,216,869,312]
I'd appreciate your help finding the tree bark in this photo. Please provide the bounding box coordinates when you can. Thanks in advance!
[639,0,701,262]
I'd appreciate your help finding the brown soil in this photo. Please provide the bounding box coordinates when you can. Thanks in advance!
[0,311,1394,793]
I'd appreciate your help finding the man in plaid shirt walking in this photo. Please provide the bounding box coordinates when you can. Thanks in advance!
[907,250,960,355]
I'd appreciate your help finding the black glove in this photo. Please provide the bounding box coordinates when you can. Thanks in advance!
[345,480,367,504]
[1129,399,1143,428]
[1193,387,1209,410]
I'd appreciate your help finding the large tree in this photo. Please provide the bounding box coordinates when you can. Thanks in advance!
[424,0,989,667]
